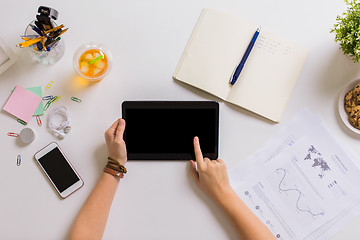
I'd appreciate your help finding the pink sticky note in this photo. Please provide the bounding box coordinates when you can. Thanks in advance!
[3,85,42,123]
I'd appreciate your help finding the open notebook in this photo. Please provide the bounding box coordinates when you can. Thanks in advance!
[173,9,308,122]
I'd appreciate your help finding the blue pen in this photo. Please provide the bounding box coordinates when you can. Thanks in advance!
[30,24,43,36]
[230,27,261,85]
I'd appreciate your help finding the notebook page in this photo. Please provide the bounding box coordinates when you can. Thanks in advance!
[173,8,255,100]
[226,31,308,122]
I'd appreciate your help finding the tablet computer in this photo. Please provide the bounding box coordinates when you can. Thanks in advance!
[122,101,219,160]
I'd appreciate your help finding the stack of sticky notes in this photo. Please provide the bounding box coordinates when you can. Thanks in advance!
[3,85,43,123]
[26,86,44,116]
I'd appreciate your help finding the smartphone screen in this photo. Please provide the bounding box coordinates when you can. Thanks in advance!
[38,147,80,192]
[35,142,83,198]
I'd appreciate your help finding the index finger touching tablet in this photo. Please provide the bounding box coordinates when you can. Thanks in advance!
[193,136,204,164]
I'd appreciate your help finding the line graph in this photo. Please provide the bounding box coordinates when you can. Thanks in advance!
[277,168,325,217]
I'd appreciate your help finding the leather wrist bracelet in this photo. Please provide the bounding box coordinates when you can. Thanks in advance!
[103,167,124,178]
[107,157,127,174]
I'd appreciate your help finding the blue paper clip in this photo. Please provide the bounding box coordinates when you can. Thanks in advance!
[17,155,21,166]
[42,95,53,100]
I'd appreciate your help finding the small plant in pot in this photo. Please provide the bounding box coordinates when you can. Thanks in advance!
[331,0,360,62]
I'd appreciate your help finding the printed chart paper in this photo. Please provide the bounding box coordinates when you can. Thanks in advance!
[229,109,360,240]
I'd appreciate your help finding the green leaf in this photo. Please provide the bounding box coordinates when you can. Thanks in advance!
[331,0,360,62]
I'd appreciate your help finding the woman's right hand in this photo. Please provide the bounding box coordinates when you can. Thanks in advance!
[189,136,234,202]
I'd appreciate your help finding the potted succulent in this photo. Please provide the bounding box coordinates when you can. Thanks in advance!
[331,0,360,62]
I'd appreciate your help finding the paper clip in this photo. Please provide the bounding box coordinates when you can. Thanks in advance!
[71,97,82,103]
[52,95,61,103]
[42,95,53,100]
[17,119,27,125]
[7,132,19,137]
[43,101,51,111]
[43,95,61,111]
[17,155,21,166]
[36,115,42,126]
[49,95,61,104]
[45,81,53,90]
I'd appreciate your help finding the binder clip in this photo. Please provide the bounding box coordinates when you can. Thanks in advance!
[36,6,59,31]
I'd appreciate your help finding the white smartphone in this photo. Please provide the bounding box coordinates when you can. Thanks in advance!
[34,142,84,199]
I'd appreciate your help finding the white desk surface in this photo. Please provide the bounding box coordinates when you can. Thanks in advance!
[1,1,360,239]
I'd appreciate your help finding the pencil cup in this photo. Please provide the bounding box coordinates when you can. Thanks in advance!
[24,21,65,65]
[73,43,112,82]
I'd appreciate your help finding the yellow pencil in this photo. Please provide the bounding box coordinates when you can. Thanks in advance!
[17,36,44,48]
[44,24,64,34]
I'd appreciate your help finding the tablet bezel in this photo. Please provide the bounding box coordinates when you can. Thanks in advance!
[121,101,219,160]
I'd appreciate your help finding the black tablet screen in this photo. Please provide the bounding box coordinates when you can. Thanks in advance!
[122,101,218,160]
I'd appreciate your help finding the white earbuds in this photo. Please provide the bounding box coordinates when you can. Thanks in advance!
[48,106,71,139]
[64,126,71,133]
[58,132,66,139]
[51,129,65,139]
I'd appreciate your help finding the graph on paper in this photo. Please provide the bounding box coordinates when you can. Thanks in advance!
[230,110,360,240]
[276,168,325,217]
